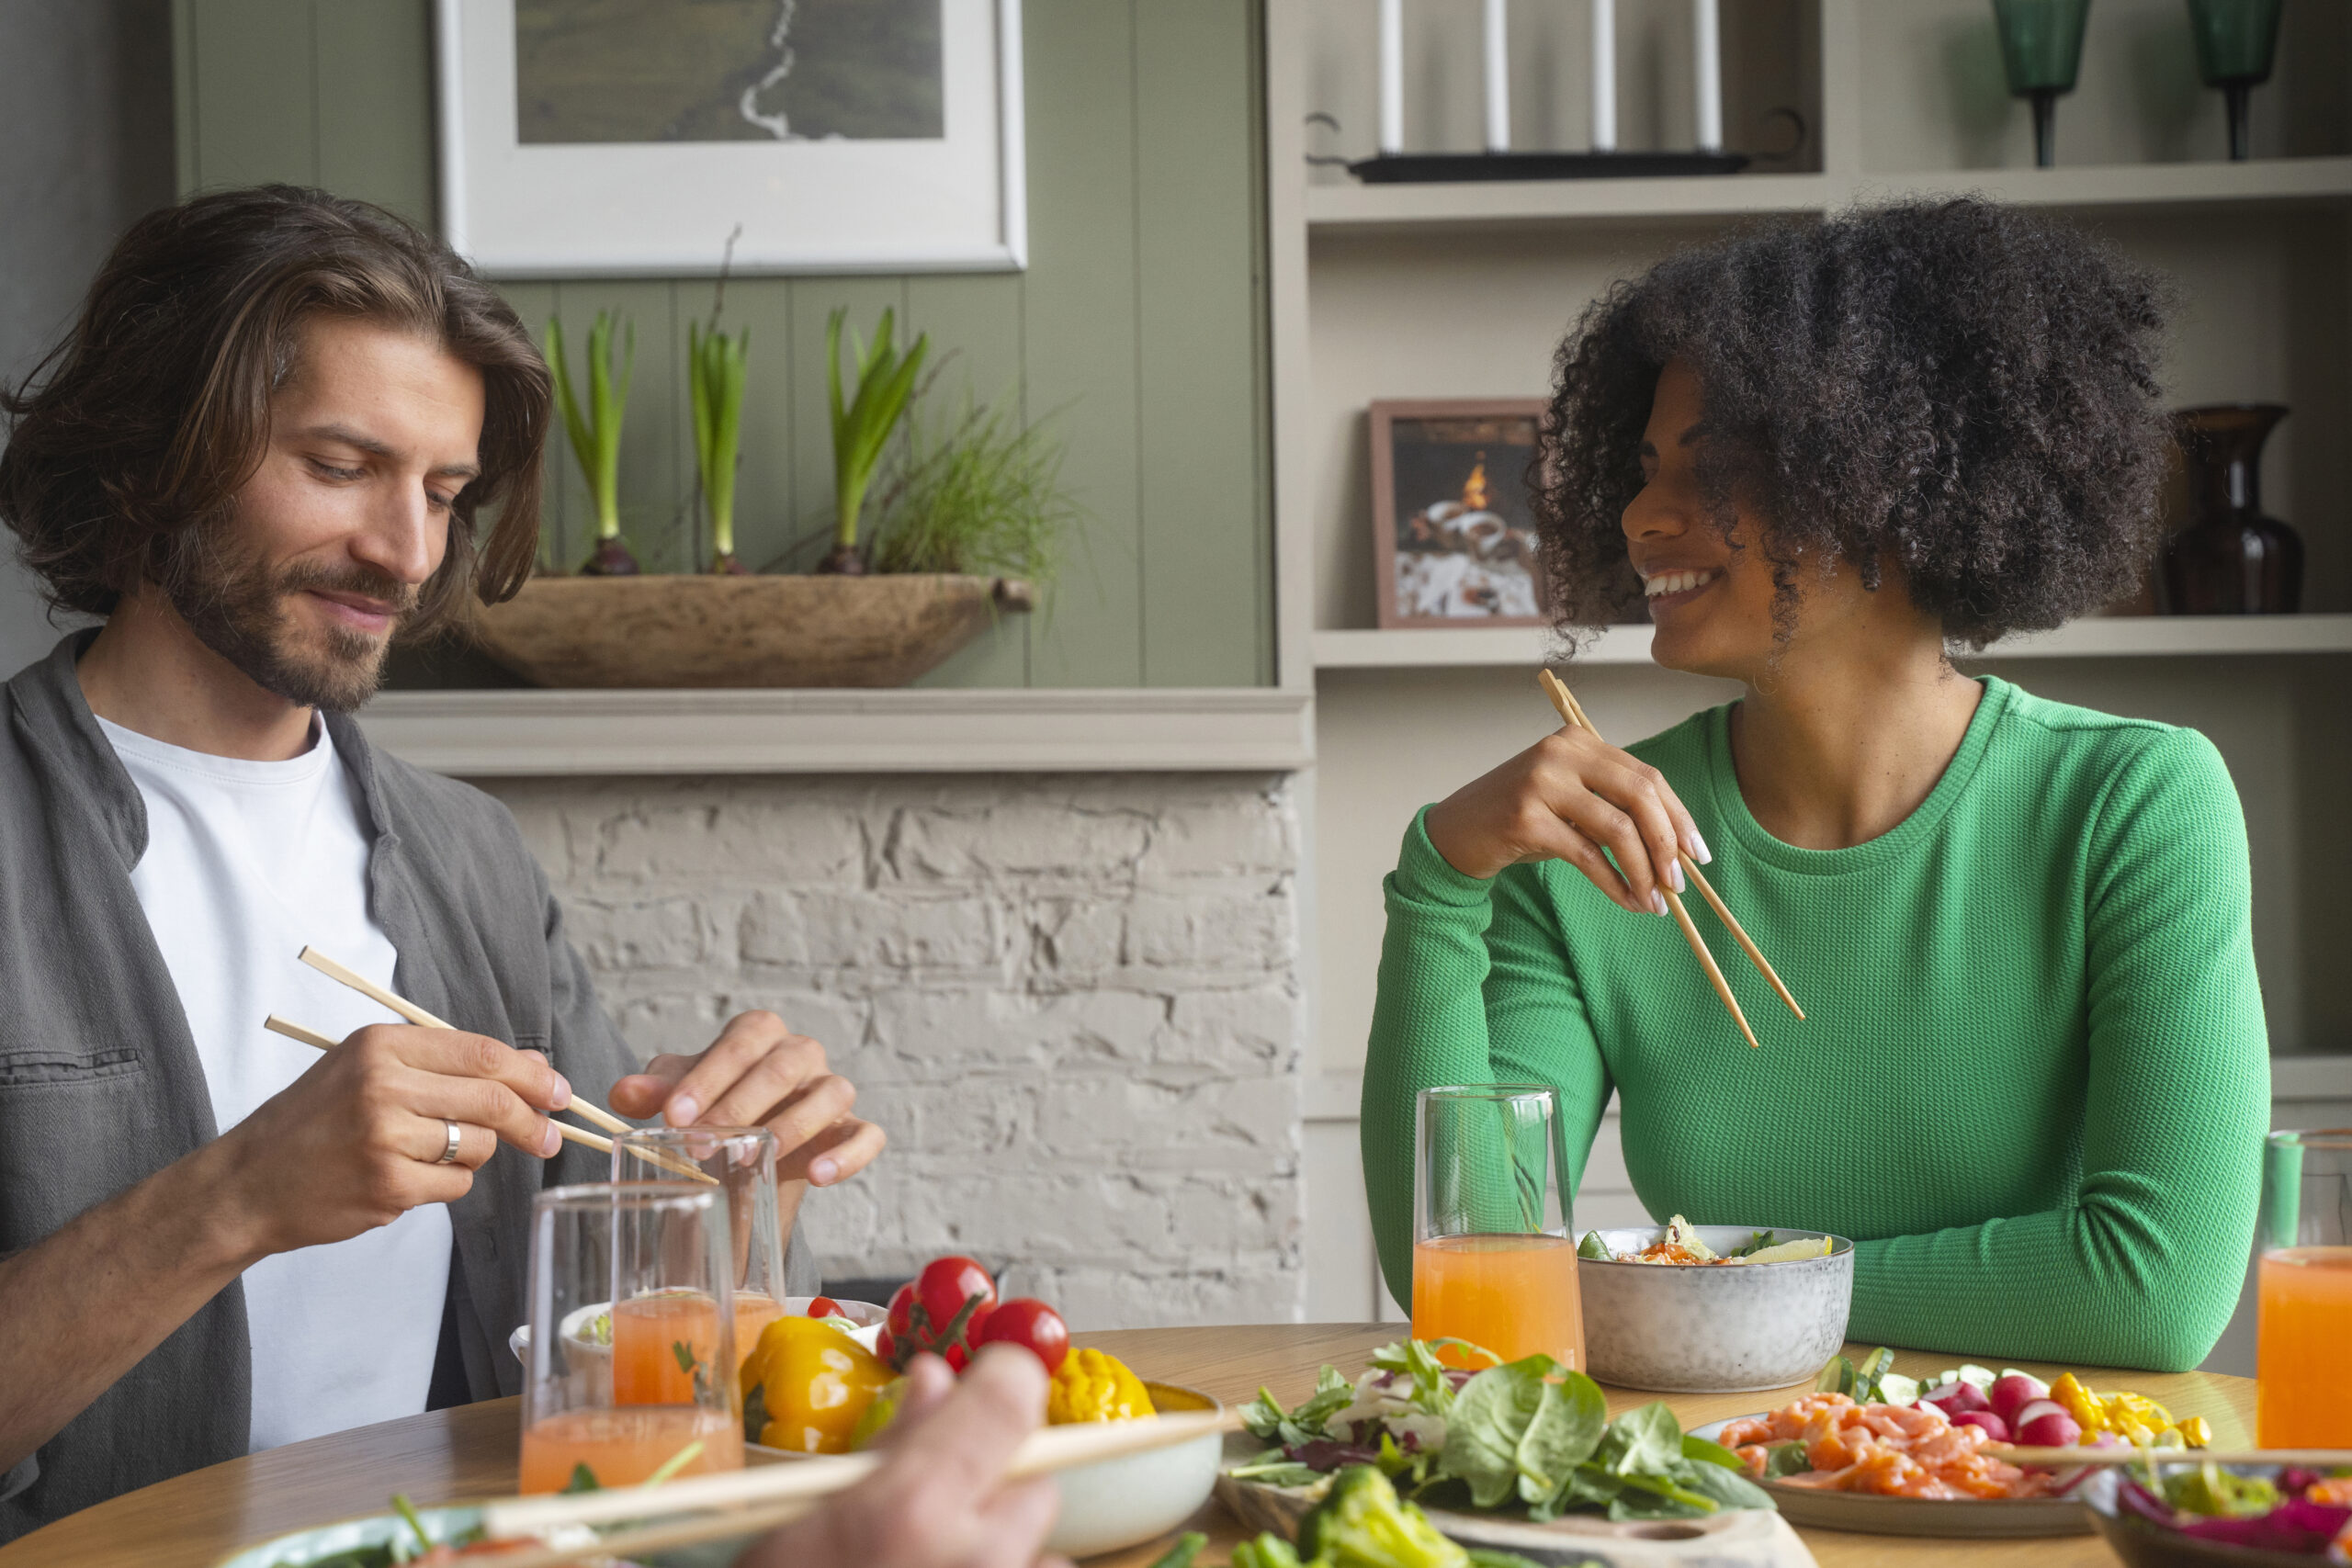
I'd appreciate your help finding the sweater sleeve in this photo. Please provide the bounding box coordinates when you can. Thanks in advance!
[1849,728,2269,1371]
[1361,808,1613,1314]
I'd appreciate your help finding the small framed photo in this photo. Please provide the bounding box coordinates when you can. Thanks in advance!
[436,0,1025,276]
[1370,400,1548,628]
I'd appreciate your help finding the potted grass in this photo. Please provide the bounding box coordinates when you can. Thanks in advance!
[467,304,1068,689]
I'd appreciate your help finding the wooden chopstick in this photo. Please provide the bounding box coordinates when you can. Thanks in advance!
[1536,670,1761,1049]
[478,1406,1244,1565]
[264,1015,617,1160]
[292,949,715,1185]
[1542,671,1804,1022]
[1989,1445,2352,1469]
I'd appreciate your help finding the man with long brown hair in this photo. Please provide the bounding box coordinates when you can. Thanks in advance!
[0,186,890,1539]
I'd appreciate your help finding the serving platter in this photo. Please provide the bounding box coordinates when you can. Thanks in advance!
[1216,1436,1818,1568]
[1687,1416,2093,1538]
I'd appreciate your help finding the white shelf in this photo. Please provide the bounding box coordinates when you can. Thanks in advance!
[1305,157,2352,231]
[1314,615,2352,671]
[356,686,1314,776]
[1306,173,1835,231]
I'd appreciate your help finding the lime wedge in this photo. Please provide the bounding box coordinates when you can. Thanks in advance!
[1734,1235,1833,1265]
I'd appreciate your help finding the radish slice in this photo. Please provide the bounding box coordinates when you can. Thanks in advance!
[1951,1410,2010,1443]
[2017,1410,2084,1450]
[1924,1381,1990,1416]
[1988,1373,2048,1425]
[2009,1398,2067,1430]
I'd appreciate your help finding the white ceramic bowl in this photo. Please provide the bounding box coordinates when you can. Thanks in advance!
[1046,1382,1225,1559]
[1578,1224,1854,1393]
[507,1297,889,1367]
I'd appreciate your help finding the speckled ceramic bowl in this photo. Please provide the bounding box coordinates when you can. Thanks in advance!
[1579,1224,1853,1393]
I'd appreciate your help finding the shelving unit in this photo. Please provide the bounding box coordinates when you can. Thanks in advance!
[1269,1,2352,1322]
[1313,615,2352,670]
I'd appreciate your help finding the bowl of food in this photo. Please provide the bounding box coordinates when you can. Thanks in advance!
[1047,1379,1226,1559]
[1577,1216,1854,1392]
[2082,1461,2352,1564]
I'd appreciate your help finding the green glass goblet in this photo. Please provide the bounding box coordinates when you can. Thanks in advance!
[1992,0,2093,168]
[2187,0,2283,162]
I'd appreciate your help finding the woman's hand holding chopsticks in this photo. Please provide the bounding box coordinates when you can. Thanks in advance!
[1422,723,1711,917]
[737,1346,1067,1568]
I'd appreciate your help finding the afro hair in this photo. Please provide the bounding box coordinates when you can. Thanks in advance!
[1534,198,2172,649]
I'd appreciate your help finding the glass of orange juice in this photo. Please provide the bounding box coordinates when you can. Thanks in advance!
[2256,1128,2352,1447]
[615,1127,786,1372]
[1412,1084,1585,1371]
[519,1183,745,1494]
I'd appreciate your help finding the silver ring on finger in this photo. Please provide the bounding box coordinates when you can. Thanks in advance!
[436,1118,463,1165]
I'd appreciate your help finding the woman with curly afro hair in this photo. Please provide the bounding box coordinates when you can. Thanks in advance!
[1361,199,2267,1372]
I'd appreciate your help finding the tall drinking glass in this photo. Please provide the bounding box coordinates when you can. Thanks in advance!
[1412,1084,1586,1371]
[615,1126,786,1373]
[2256,1129,2352,1447]
[519,1183,745,1494]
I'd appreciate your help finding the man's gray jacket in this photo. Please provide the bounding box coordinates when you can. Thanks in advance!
[0,631,810,1541]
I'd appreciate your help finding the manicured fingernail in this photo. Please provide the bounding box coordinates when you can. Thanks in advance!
[667,1094,698,1127]
[1651,890,1669,916]
[551,1073,572,1110]
[541,1122,562,1157]
[810,1157,838,1186]
[1689,829,1713,864]
[1667,860,1687,894]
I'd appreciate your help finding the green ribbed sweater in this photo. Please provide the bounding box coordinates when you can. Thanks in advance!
[1362,677,2268,1372]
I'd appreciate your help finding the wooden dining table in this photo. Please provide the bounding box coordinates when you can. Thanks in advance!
[0,1324,2258,1568]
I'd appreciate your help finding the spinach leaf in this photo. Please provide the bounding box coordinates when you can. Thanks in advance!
[1760,1440,1814,1479]
[1514,1371,1607,1508]
[1589,1401,1684,1478]
[1606,1466,1720,1520]
[1439,1355,1555,1508]
[1241,1387,1289,1440]
[1679,1433,1745,1472]
[1671,1456,1777,1514]
[560,1461,601,1494]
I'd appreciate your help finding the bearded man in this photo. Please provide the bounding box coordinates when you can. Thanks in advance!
[0,186,887,1540]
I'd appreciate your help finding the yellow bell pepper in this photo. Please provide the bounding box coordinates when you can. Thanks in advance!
[1046,1348,1157,1425]
[2051,1372,2107,1436]
[742,1315,895,1454]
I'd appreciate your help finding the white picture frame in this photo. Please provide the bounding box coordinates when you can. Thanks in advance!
[435,0,1026,276]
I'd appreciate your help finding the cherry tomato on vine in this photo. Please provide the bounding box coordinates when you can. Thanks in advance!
[974,1297,1069,1374]
[914,1256,997,1330]
[807,1295,842,1319]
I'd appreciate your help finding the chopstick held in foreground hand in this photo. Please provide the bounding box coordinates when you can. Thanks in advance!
[477,1405,1245,1568]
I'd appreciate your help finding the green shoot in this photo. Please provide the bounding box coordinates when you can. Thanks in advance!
[826,307,929,561]
[390,1493,431,1554]
[546,310,637,572]
[644,1438,707,1487]
[865,389,1081,592]
[688,319,750,571]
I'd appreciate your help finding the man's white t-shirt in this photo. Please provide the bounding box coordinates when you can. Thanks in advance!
[98,715,452,1453]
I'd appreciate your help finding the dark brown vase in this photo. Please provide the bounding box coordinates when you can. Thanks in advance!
[2161,404,2301,615]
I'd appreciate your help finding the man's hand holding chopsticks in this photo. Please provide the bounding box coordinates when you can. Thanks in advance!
[607,1010,885,1189]
[210,1023,573,1253]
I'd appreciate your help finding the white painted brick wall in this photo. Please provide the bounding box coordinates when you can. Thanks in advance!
[480,772,1306,1331]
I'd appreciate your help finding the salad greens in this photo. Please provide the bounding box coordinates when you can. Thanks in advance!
[1236,1340,1774,1525]
[1229,1464,1554,1568]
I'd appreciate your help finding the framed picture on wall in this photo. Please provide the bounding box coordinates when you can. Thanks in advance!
[436,0,1025,276]
[1370,400,1549,628]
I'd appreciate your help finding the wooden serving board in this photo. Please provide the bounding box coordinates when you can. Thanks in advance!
[1215,1439,1816,1568]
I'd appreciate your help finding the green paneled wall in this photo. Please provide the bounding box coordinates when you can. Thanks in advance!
[170,0,1272,689]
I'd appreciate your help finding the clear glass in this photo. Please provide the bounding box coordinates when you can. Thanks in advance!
[1412,1084,1586,1371]
[615,1126,786,1373]
[518,1182,745,1494]
[2256,1129,2352,1447]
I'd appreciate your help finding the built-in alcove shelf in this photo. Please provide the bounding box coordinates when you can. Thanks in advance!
[356,687,1314,777]
[1312,615,2352,670]
[1305,156,2352,231]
